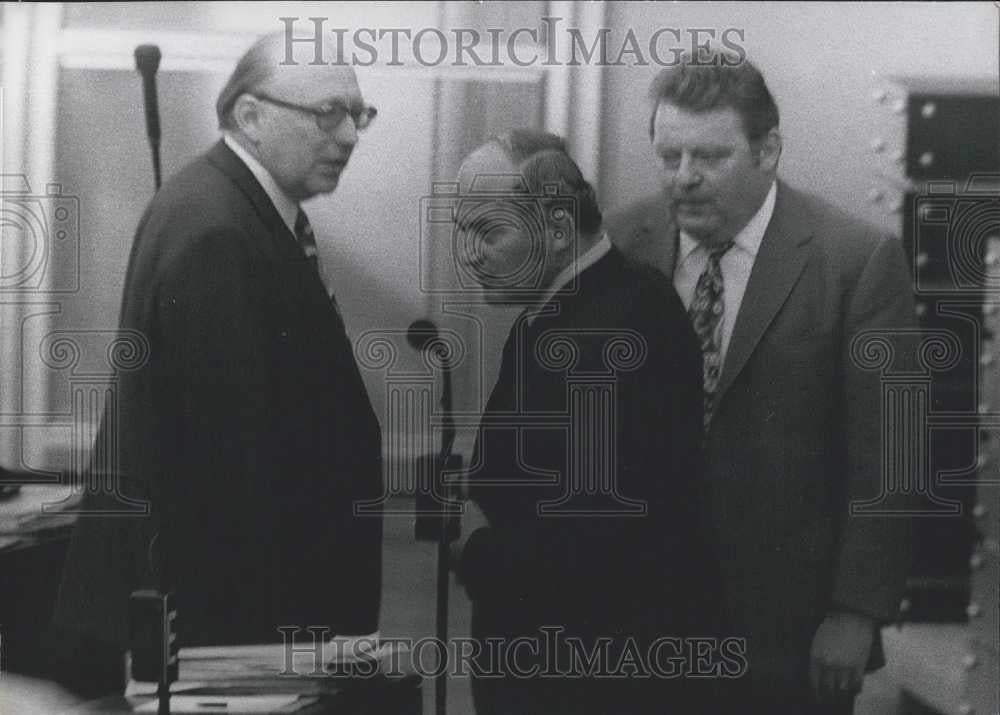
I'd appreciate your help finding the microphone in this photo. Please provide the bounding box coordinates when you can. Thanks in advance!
[406,318,439,352]
[134,44,163,189]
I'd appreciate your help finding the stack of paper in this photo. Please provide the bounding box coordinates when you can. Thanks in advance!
[125,637,407,699]
[134,694,314,713]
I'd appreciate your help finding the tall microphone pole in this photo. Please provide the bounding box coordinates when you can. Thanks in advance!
[407,319,460,715]
[130,44,174,715]
[134,45,163,190]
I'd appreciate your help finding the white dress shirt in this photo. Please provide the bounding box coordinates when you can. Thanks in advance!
[673,181,777,365]
[223,133,298,237]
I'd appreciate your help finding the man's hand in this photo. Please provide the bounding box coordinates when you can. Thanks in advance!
[448,499,490,582]
[809,610,876,702]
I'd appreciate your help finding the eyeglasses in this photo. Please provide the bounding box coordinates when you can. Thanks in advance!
[252,93,377,132]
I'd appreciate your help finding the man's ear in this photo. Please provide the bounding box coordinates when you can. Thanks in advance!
[232,94,264,142]
[756,127,782,172]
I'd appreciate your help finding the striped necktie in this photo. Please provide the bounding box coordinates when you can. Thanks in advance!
[688,240,734,430]
[294,208,320,275]
[294,207,346,328]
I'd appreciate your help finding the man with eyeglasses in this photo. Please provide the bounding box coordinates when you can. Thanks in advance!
[53,32,383,696]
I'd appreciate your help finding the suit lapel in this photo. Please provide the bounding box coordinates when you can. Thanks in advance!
[205,140,343,325]
[715,183,813,402]
[205,140,303,266]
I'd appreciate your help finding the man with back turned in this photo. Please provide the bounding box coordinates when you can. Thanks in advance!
[53,32,383,694]
[450,130,723,714]
[608,52,916,714]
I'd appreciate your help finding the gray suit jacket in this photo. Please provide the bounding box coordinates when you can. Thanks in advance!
[608,181,916,691]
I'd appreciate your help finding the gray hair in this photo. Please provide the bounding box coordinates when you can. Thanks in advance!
[487,129,603,235]
[215,33,284,130]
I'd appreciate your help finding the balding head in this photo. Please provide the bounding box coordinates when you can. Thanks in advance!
[217,33,280,130]
[454,131,602,303]
[216,33,358,131]
[216,32,371,200]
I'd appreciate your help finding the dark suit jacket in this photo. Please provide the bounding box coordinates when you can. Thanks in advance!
[608,182,916,692]
[458,247,721,711]
[53,141,383,675]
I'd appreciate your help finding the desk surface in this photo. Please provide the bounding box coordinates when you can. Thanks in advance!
[66,675,422,715]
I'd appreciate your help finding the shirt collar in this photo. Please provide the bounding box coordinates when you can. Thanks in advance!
[527,232,612,324]
[678,180,777,261]
[223,133,299,236]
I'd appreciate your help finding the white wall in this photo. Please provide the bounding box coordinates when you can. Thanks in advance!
[4,2,557,470]
[4,1,997,472]
[600,2,999,225]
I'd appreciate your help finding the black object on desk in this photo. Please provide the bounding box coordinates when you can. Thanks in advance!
[130,590,179,714]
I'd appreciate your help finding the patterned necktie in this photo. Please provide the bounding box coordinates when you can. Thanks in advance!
[294,208,320,275]
[295,207,346,327]
[688,241,734,430]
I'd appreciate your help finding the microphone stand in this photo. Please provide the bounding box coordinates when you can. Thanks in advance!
[407,320,461,715]
[134,44,162,190]
[435,344,458,715]
[130,44,172,715]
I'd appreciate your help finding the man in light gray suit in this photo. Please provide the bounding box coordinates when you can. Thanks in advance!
[608,53,916,714]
